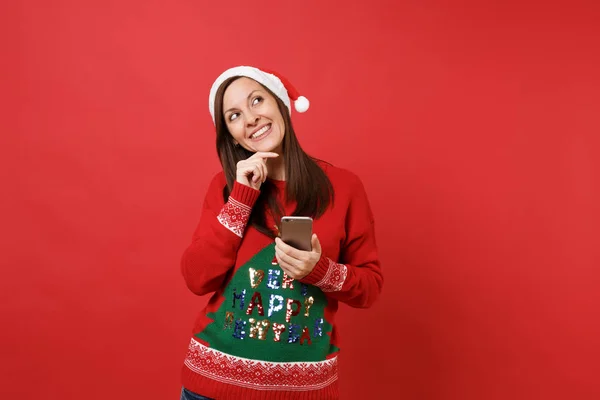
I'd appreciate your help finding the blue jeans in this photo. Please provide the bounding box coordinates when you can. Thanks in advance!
[180,387,213,400]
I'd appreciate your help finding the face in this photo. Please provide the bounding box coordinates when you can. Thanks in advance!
[222,77,286,154]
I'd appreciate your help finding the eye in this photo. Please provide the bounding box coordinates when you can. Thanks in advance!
[228,112,239,122]
[252,96,263,106]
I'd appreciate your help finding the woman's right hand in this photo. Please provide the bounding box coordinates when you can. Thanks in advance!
[236,152,279,190]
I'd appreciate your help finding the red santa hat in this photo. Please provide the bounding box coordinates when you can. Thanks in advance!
[209,66,309,124]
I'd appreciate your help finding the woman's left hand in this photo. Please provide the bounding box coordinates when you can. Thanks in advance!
[274,234,322,279]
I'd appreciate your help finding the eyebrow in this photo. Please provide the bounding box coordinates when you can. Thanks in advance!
[224,90,261,114]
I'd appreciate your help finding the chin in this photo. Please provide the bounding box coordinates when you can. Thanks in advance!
[254,140,282,153]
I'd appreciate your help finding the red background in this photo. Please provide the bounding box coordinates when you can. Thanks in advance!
[3,1,599,399]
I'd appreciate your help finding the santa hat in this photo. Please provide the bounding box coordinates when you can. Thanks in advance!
[208,66,309,124]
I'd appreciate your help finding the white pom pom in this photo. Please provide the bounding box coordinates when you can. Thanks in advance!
[294,96,309,113]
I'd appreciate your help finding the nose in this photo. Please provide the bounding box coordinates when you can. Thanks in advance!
[245,110,259,126]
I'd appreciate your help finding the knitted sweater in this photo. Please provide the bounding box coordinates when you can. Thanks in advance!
[181,162,383,400]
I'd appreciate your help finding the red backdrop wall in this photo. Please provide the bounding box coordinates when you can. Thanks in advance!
[3,1,599,399]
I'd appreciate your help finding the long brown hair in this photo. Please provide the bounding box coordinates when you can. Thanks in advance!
[213,76,334,238]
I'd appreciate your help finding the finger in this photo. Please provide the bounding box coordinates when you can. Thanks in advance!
[311,234,322,254]
[275,253,296,273]
[251,152,279,160]
[247,158,266,178]
[275,245,301,269]
[257,163,265,183]
[238,164,255,181]
[275,237,307,260]
[240,159,261,184]
[251,165,262,183]
[275,245,296,266]
[238,160,257,174]
[259,159,268,183]
[278,261,299,279]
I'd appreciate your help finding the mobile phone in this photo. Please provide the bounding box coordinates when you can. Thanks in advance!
[280,216,313,251]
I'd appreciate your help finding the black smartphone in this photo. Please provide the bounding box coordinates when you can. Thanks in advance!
[280,216,313,251]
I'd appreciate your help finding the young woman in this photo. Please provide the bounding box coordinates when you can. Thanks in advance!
[180,66,383,400]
